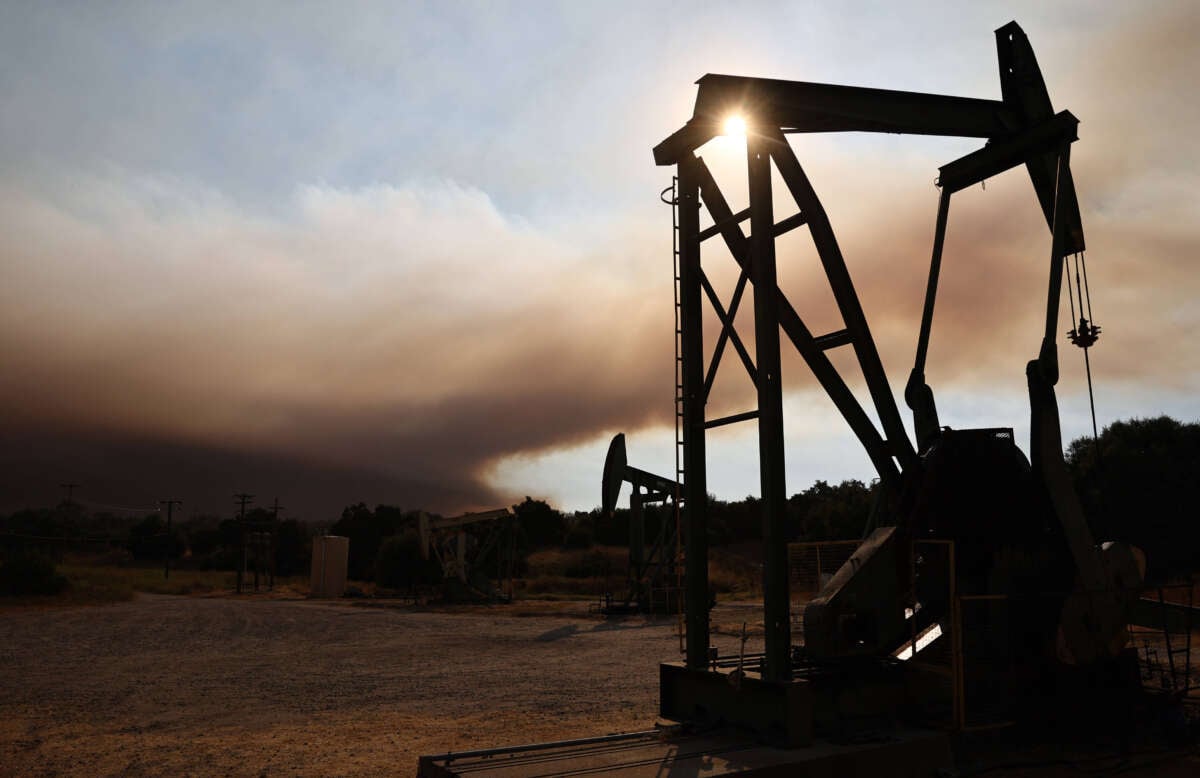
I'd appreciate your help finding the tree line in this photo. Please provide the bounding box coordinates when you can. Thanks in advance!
[1,415,1196,594]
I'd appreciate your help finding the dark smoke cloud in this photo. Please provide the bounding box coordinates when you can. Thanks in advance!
[1,7,1197,515]
[0,180,675,515]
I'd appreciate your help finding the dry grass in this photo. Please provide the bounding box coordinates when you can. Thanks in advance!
[0,562,311,610]
[516,545,761,600]
[9,541,767,611]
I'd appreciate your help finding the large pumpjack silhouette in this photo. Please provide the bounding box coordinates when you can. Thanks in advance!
[417,22,1195,777]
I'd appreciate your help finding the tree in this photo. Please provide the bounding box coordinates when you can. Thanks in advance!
[789,480,875,541]
[329,503,413,580]
[182,515,224,559]
[273,519,310,577]
[127,514,184,561]
[512,497,565,549]
[374,530,441,590]
[0,552,66,596]
[1067,415,1200,580]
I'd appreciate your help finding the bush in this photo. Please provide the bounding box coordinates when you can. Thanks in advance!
[525,547,625,579]
[374,531,441,590]
[0,552,68,596]
[274,519,310,577]
[563,524,593,549]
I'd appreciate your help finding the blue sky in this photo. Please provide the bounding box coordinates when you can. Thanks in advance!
[1,2,1197,518]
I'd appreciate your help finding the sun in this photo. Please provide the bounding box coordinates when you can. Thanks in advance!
[723,115,746,137]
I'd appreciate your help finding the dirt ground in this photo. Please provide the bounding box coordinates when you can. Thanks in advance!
[0,593,764,777]
[1,594,1195,777]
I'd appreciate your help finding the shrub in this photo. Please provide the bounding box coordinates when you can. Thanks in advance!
[562,524,593,549]
[0,552,68,596]
[374,531,441,590]
[524,547,625,579]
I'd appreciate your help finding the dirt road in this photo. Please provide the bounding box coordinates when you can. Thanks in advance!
[0,594,757,776]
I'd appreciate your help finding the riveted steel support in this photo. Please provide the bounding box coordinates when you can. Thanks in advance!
[748,133,791,682]
[678,155,710,669]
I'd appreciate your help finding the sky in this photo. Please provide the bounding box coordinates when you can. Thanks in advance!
[1,2,1197,521]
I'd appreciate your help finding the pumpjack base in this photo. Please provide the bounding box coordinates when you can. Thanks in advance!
[660,657,913,748]
[660,662,814,747]
[416,726,953,777]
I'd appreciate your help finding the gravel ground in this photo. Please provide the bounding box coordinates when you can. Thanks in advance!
[1,594,1195,777]
[0,594,762,777]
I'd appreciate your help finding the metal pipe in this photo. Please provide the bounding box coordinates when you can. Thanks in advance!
[429,729,663,763]
[913,188,952,377]
[1038,142,1074,383]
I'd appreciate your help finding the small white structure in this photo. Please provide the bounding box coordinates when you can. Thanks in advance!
[310,535,349,598]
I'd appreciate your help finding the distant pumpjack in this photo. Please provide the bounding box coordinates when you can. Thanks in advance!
[419,508,517,601]
[600,433,683,614]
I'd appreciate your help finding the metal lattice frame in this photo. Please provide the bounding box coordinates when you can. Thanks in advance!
[659,23,1088,681]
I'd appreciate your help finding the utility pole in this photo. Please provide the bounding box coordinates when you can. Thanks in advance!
[268,497,284,591]
[159,499,183,579]
[60,483,80,506]
[233,493,254,594]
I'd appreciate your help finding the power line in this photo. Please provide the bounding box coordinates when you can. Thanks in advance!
[75,498,160,514]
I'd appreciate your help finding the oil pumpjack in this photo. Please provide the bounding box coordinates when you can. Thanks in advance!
[654,19,1162,738]
[417,22,1195,776]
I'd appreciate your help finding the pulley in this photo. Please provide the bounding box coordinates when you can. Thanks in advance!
[1064,251,1100,350]
[1064,251,1102,441]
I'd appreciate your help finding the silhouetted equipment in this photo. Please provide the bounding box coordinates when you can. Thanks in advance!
[233,492,253,594]
[418,507,517,601]
[599,433,683,613]
[265,497,283,590]
[59,483,79,506]
[417,20,1197,776]
[649,19,1196,753]
[310,535,349,598]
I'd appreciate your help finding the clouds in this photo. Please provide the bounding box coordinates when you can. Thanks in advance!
[0,3,1197,515]
[0,175,672,515]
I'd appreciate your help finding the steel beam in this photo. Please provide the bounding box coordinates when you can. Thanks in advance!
[1039,142,1074,379]
[678,155,709,669]
[653,76,1018,166]
[906,187,951,450]
[749,133,791,682]
[705,410,759,429]
[767,128,917,472]
[996,22,1085,254]
[692,157,902,489]
[938,111,1077,194]
[630,488,645,584]
[698,207,751,242]
[700,269,756,396]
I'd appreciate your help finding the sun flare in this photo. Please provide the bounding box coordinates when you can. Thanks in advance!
[723,115,746,137]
